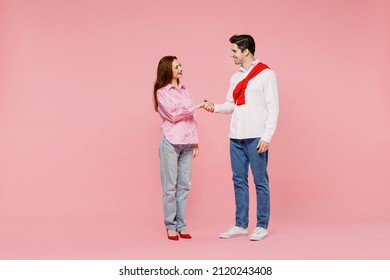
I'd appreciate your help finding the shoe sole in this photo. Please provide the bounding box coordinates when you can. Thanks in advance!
[249,234,268,241]
[219,233,248,239]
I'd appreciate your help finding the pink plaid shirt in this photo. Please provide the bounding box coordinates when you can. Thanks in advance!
[157,83,199,145]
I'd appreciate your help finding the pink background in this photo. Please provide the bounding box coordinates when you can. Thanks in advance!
[1,0,389,259]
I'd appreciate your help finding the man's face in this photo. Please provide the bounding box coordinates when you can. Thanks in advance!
[231,43,245,65]
[171,59,183,80]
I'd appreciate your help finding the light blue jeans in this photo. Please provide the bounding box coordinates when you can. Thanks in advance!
[159,136,193,232]
[230,138,270,229]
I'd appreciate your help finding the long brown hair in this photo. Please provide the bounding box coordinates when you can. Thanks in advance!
[153,56,179,112]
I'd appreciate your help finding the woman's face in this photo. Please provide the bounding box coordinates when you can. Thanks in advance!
[171,59,183,80]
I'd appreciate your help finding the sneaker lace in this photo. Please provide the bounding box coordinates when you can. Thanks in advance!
[228,226,243,233]
[253,227,265,234]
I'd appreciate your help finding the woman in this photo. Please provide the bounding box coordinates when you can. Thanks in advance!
[153,56,203,240]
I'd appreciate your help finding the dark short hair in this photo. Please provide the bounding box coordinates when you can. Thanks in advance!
[229,34,255,55]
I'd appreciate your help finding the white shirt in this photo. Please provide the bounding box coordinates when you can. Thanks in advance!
[214,60,279,143]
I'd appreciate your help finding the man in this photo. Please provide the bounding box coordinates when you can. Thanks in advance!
[203,34,279,241]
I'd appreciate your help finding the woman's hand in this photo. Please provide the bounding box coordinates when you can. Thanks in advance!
[202,99,215,112]
[194,101,205,109]
[193,144,199,158]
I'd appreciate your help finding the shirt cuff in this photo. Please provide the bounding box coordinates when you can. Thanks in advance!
[213,103,221,113]
[261,134,272,143]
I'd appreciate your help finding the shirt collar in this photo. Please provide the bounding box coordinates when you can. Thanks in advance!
[166,83,186,90]
[239,59,260,72]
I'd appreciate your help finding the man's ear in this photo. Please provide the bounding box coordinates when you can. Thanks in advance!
[244,49,250,56]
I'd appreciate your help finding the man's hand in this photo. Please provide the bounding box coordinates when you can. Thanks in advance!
[257,139,269,153]
[202,99,215,112]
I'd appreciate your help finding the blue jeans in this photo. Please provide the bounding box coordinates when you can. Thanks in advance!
[159,136,193,232]
[230,138,270,229]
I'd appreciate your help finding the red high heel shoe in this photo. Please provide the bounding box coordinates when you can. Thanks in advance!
[166,229,179,241]
[178,231,192,239]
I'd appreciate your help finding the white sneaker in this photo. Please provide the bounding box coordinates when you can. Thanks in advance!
[219,226,248,239]
[249,227,268,241]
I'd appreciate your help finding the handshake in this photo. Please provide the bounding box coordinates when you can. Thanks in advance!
[194,99,215,112]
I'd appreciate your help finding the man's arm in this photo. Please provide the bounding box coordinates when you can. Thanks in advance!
[202,99,234,114]
[261,70,279,143]
[257,70,279,153]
